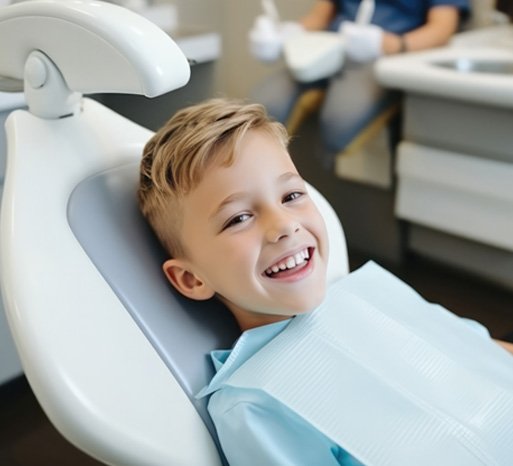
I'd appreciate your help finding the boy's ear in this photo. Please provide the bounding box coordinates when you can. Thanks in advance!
[162,258,215,301]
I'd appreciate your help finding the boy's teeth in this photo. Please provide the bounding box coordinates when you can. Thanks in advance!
[265,248,310,276]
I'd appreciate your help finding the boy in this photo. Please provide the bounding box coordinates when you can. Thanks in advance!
[139,98,513,466]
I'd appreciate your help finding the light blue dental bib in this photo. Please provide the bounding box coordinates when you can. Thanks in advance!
[224,262,513,466]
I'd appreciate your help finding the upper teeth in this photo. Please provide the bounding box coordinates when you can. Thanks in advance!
[266,248,310,275]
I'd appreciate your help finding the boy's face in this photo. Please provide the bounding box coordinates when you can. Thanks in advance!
[164,129,329,330]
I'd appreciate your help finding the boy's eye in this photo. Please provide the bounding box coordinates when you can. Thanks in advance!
[222,213,252,230]
[283,191,304,203]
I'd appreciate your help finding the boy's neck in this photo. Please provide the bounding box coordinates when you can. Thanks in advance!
[229,306,293,332]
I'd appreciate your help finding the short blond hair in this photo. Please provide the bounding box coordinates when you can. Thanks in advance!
[138,98,289,257]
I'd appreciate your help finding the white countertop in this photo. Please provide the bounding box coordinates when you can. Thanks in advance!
[375,25,513,108]
[172,29,221,65]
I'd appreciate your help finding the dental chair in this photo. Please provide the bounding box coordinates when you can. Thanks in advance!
[0,90,25,385]
[0,1,349,465]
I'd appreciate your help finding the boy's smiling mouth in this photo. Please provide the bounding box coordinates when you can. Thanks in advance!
[264,247,312,278]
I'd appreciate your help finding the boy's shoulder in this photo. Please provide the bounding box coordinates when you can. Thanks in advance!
[198,318,291,399]
[208,384,270,416]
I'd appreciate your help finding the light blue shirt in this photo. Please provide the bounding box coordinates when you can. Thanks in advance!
[198,274,490,466]
[198,319,364,465]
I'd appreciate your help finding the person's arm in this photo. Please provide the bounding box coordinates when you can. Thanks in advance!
[382,6,460,55]
[300,0,336,31]
[495,339,513,355]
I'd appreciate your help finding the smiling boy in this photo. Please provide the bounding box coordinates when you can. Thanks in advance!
[139,98,329,331]
[139,98,513,466]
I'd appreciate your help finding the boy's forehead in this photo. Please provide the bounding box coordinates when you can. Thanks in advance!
[185,131,299,209]
[212,129,295,175]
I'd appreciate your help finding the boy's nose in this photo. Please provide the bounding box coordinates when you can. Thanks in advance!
[265,210,300,243]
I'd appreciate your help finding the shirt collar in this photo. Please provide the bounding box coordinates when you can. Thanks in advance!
[197,318,291,398]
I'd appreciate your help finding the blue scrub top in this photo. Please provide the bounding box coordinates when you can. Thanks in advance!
[329,0,470,33]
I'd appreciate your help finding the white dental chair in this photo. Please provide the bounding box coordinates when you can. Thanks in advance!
[0,1,348,465]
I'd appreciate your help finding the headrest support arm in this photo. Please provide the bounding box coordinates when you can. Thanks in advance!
[0,0,190,97]
[25,51,81,119]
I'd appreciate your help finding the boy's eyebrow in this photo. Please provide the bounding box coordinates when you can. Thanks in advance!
[210,171,303,220]
[279,172,303,184]
[210,192,250,220]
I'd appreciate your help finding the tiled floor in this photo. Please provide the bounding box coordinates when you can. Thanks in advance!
[0,252,512,465]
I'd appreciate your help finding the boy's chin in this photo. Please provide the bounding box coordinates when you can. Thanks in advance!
[284,287,327,316]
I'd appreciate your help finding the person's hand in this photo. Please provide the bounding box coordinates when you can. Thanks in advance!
[339,21,383,63]
[249,15,303,63]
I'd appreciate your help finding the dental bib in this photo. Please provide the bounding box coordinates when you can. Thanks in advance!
[224,262,513,466]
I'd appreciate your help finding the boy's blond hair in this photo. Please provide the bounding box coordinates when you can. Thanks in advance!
[138,98,289,258]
